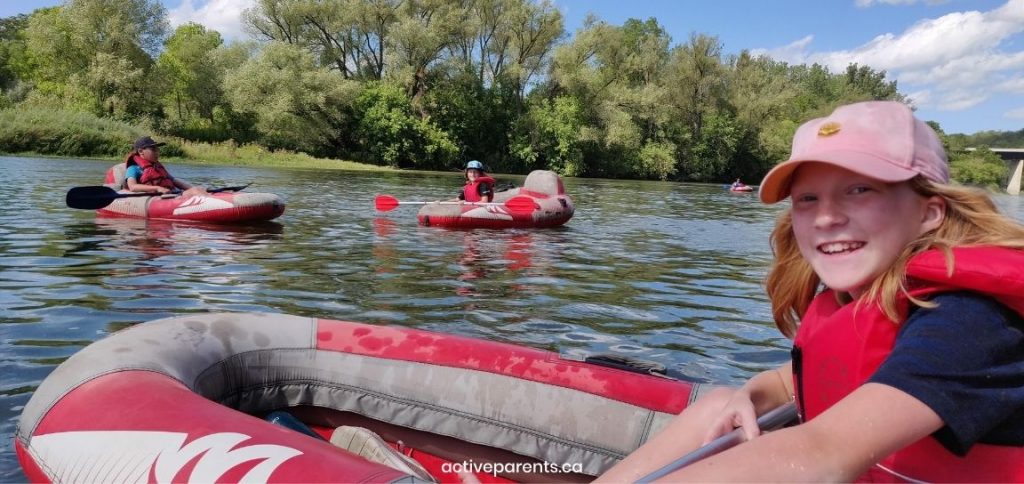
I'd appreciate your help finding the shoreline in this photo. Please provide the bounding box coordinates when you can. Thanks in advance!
[0,149,398,173]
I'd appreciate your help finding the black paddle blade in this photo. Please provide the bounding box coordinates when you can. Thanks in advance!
[66,186,122,210]
[209,184,251,193]
[66,183,250,210]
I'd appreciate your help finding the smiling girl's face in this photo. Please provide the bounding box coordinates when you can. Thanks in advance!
[789,162,945,298]
[466,169,482,182]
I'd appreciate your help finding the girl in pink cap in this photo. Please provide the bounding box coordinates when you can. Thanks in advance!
[599,101,1024,482]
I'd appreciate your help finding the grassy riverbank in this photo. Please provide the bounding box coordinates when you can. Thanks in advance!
[0,106,394,172]
[168,140,397,172]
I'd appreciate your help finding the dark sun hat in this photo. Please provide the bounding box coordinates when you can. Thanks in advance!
[132,136,166,152]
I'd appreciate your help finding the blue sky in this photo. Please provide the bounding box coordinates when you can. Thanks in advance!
[3,0,1023,135]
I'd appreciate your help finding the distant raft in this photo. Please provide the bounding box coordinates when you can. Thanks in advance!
[98,163,285,223]
[417,170,574,229]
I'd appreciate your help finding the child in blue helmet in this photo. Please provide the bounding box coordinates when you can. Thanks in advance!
[458,160,495,203]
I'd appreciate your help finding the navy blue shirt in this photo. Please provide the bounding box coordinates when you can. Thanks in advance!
[869,292,1024,455]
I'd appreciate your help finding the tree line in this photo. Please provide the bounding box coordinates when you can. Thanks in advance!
[0,0,1013,185]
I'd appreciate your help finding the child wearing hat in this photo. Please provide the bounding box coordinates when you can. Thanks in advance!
[458,160,495,203]
[598,101,1024,482]
[125,136,208,198]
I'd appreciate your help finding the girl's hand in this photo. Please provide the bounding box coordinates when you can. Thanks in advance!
[155,186,171,194]
[703,390,760,444]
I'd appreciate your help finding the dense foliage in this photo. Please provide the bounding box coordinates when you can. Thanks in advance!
[0,0,1017,185]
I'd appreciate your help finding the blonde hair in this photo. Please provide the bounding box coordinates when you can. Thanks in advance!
[765,177,1024,338]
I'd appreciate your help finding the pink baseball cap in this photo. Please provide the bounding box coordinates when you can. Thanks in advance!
[759,101,949,204]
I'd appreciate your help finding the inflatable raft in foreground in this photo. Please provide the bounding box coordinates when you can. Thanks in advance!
[418,170,574,229]
[16,312,709,483]
[98,163,285,222]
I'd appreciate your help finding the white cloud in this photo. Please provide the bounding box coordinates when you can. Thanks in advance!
[933,89,989,111]
[997,77,1024,94]
[813,10,1016,73]
[1005,106,1024,119]
[168,0,255,41]
[906,89,931,107]
[749,35,813,64]
[757,0,1024,112]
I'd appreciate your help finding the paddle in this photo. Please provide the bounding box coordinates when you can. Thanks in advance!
[635,401,799,483]
[66,184,251,210]
[374,194,537,214]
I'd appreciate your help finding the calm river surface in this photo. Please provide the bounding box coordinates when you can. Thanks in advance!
[2,155,1022,480]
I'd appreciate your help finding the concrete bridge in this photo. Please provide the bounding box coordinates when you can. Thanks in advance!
[966,148,1023,195]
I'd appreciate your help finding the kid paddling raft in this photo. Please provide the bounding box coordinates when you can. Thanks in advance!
[418,170,574,229]
[97,163,285,222]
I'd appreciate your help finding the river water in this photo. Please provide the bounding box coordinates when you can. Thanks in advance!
[1,155,1021,480]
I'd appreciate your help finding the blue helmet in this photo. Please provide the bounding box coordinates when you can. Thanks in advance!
[465,160,484,171]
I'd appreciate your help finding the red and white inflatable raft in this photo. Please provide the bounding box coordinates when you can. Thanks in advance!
[417,170,574,229]
[16,312,709,483]
[98,163,285,222]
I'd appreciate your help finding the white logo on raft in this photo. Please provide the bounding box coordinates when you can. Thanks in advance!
[463,205,513,220]
[29,431,302,483]
[172,196,234,216]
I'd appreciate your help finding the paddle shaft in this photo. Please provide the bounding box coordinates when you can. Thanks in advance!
[374,194,536,214]
[396,200,503,207]
[66,184,251,210]
[635,401,798,483]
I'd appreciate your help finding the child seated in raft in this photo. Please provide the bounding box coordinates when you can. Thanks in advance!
[597,101,1024,482]
[458,160,495,203]
[124,136,208,198]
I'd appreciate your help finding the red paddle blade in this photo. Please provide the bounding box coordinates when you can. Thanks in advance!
[504,196,536,214]
[374,195,400,212]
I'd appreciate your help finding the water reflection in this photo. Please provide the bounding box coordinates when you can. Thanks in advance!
[455,231,534,297]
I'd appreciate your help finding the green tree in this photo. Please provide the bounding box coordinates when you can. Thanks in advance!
[0,15,30,90]
[450,0,563,99]
[511,95,586,176]
[23,0,167,117]
[726,51,795,177]
[223,41,360,155]
[840,63,904,103]
[665,33,727,180]
[353,81,458,169]
[949,147,1009,188]
[386,0,465,110]
[157,23,224,121]
[687,112,741,180]
[545,16,676,178]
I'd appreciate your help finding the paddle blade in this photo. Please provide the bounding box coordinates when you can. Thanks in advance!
[209,184,251,193]
[66,186,120,210]
[504,196,536,214]
[375,194,400,212]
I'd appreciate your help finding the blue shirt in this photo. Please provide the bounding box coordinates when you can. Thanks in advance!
[125,165,143,183]
[869,292,1024,455]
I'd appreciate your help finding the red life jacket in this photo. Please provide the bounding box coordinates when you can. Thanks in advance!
[793,246,1024,482]
[463,176,496,202]
[128,154,175,189]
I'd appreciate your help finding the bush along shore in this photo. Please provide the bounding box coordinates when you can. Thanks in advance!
[0,106,393,172]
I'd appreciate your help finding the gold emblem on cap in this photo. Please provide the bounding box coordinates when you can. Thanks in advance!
[818,121,841,136]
